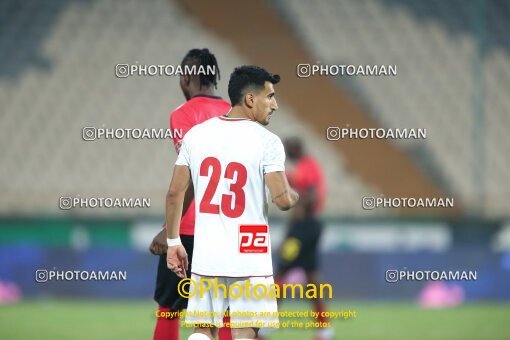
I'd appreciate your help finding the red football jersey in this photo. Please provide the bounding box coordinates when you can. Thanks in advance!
[169,95,231,235]
[287,155,326,214]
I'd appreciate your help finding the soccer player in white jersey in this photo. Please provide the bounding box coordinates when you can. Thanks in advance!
[165,65,299,340]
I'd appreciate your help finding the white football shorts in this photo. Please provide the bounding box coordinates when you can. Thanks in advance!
[184,273,279,329]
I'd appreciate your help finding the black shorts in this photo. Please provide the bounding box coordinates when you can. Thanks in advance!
[277,217,323,273]
[154,234,194,310]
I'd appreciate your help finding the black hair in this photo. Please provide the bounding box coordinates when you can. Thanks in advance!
[181,48,220,89]
[228,65,280,106]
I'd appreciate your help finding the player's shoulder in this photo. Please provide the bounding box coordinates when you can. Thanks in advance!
[183,116,220,138]
[170,102,190,122]
[257,125,282,144]
[231,121,281,148]
[198,116,222,129]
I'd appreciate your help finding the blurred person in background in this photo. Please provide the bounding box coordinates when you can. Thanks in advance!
[273,137,332,340]
[149,48,232,340]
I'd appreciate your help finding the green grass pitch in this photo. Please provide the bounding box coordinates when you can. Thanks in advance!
[0,300,509,339]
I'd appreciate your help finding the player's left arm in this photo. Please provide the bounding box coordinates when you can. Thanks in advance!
[263,135,299,210]
[165,164,191,278]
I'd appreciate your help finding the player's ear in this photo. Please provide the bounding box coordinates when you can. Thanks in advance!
[244,92,255,109]
[181,74,191,86]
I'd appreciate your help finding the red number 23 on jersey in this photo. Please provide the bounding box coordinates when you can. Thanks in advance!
[199,156,247,218]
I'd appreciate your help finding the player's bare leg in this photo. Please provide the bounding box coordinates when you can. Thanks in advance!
[273,269,289,313]
[256,272,286,340]
[305,271,333,340]
[189,325,218,340]
[231,327,258,340]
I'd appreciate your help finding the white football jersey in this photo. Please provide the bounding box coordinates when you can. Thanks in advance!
[176,116,285,277]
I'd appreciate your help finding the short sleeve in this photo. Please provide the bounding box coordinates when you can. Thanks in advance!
[175,134,191,167]
[262,134,285,173]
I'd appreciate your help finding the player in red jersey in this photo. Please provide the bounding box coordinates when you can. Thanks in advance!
[274,137,333,340]
[149,48,232,340]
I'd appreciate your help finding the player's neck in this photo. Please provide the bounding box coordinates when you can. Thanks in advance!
[189,87,215,98]
[225,107,253,120]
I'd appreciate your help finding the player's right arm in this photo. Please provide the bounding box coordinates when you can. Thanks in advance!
[265,171,299,210]
[149,107,195,256]
[170,107,196,216]
[165,164,191,278]
[165,133,194,278]
[149,182,194,256]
